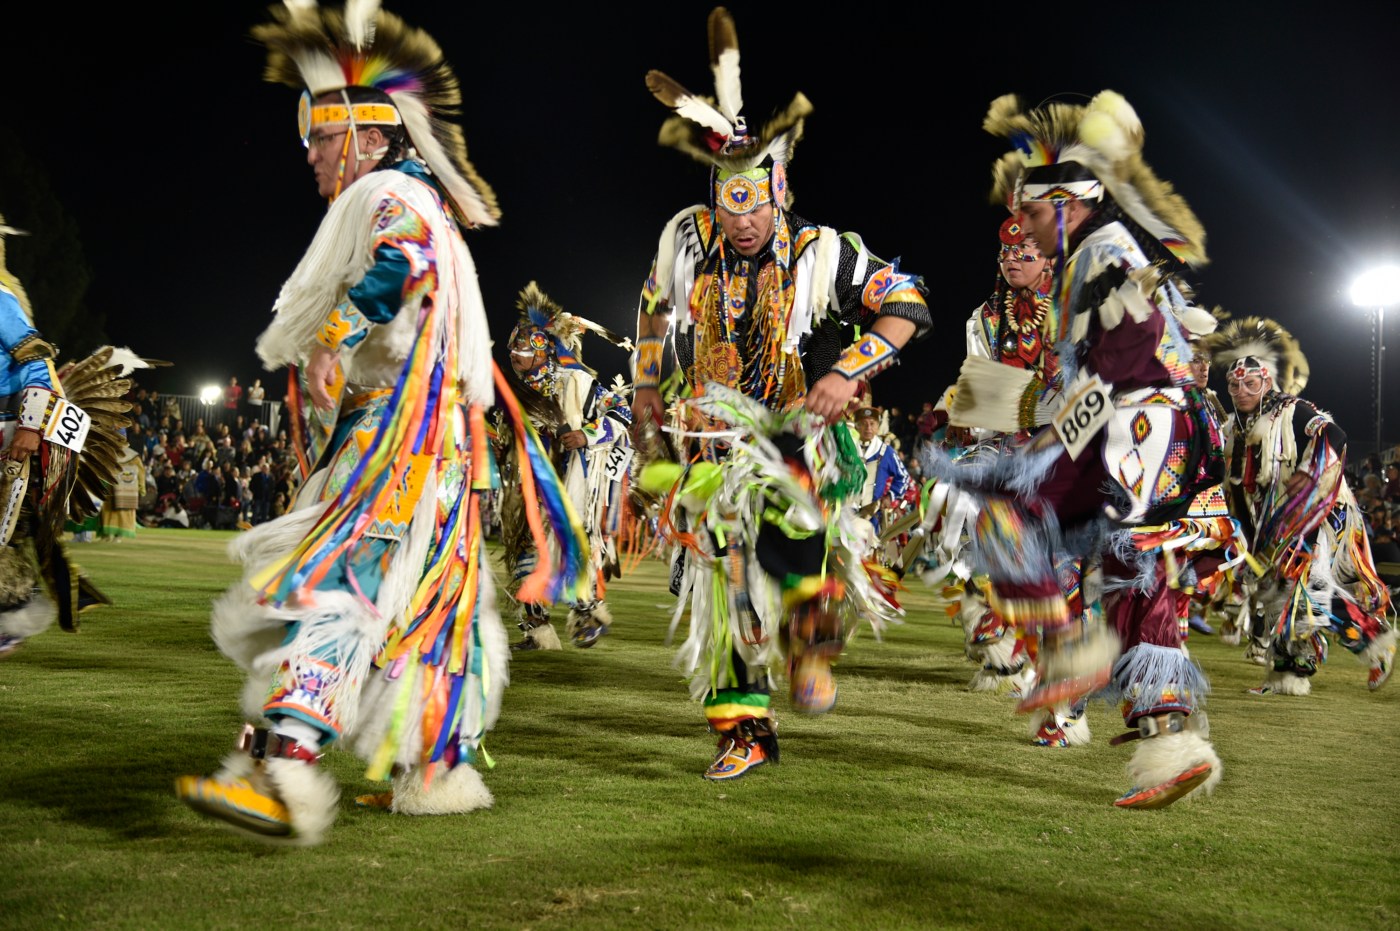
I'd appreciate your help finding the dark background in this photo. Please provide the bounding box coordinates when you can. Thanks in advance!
[6,1,1400,453]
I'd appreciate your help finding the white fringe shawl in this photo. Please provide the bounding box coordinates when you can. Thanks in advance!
[255,169,494,407]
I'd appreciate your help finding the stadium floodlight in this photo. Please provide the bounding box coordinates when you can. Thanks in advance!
[1350,264,1400,459]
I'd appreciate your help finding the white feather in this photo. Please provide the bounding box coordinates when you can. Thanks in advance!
[393,93,498,229]
[291,49,348,98]
[712,47,742,123]
[103,346,152,376]
[673,94,733,139]
[344,0,380,50]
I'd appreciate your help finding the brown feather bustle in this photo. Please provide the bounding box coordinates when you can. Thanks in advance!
[53,347,169,524]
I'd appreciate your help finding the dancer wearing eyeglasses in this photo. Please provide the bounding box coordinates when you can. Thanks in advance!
[1205,316,1395,694]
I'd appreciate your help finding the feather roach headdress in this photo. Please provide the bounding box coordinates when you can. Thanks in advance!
[1201,315,1310,395]
[646,7,812,213]
[984,90,1206,268]
[508,282,634,380]
[252,0,499,228]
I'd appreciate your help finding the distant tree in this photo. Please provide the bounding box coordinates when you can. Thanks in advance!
[0,145,107,357]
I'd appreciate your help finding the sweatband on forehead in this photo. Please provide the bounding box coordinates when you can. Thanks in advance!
[1020,162,1104,203]
[297,91,402,143]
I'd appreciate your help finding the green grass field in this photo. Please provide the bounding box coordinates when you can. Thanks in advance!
[1,528,1396,930]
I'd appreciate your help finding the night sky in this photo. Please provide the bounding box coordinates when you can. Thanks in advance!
[8,1,1400,453]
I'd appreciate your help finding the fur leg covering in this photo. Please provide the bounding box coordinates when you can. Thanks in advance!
[263,757,339,845]
[1028,703,1092,747]
[1122,729,1222,807]
[1018,622,1120,712]
[1253,669,1312,695]
[1362,628,1397,690]
[968,666,1011,692]
[388,764,493,815]
[565,600,612,647]
[521,621,562,650]
[0,593,56,641]
[192,751,340,847]
[1038,622,1120,684]
[967,636,1023,692]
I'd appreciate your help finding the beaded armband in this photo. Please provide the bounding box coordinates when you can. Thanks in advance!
[316,300,371,351]
[832,331,899,381]
[634,336,665,390]
[17,386,56,435]
[1303,413,1332,437]
[11,334,57,363]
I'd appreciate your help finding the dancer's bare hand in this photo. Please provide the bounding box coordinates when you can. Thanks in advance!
[4,429,38,462]
[1284,470,1314,498]
[631,388,664,441]
[306,345,341,411]
[804,373,861,424]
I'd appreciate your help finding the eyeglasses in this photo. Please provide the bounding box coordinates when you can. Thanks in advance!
[1226,375,1265,394]
[999,246,1043,263]
[305,130,348,150]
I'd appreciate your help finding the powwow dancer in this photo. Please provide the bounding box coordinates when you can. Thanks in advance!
[500,282,634,651]
[931,90,1240,809]
[1182,307,1236,637]
[1204,316,1395,693]
[631,7,931,781]
[0,220,157,656]
[176,0,584,844]
[850,404,914,566]
[939,219,1078,733]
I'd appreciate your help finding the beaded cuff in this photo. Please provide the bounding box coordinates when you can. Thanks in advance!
[831,331,898,381]
[634,337,665,390]
[316,300,371,351]
[17,386,55,434]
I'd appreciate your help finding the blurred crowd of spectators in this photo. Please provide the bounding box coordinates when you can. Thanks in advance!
[118,381,299,531]
[1348,454,1400,573]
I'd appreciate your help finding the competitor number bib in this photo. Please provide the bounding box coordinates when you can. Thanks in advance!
[1053,373,1112,461]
